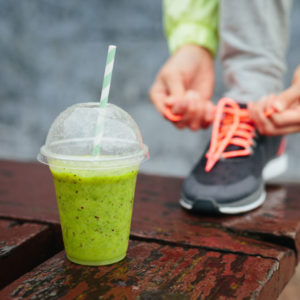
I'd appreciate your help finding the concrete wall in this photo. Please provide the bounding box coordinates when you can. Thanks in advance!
[1,0,300,181]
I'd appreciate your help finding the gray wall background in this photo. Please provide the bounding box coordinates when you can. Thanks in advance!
[1,0,300,181]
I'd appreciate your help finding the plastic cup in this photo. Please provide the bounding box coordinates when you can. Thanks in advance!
[38,102,148,266]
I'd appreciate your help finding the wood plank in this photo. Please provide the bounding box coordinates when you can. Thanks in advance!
[132,178,295,260]
[133,174,300,259]
[0,219,61,289]
[221,185,300,258]
[0,240,293,300]
[0,160,58,223]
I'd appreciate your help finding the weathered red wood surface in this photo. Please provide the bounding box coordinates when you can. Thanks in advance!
[132,179,296,260]
[0,219,60,289]
[133,174,300,259]
[1,160,300,260]
[0,160,299,298]
[0,160,58,223]
[0,241,291,300]
[221,185,300,258]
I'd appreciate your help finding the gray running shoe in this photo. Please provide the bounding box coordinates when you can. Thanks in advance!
[180,98,288,214]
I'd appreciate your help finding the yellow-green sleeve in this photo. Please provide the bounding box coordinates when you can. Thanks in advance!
[163,0,219,57]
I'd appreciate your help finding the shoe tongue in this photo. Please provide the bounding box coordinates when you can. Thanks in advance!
[238,103,247,109]
[223,102,248,153]
[224,144,244,152]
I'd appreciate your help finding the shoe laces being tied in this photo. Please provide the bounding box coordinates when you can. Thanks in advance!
[205,97,255,172]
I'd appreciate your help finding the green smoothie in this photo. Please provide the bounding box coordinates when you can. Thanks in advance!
[51,166,138,266]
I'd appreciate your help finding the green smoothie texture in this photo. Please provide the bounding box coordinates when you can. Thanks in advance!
[51,166,138,265]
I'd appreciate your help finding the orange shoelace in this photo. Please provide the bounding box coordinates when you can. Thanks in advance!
[205,98,255,172]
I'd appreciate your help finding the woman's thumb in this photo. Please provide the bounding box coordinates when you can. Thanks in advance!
[273,86,300,112]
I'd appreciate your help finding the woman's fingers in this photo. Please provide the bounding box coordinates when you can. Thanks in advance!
[271,108,300,127]
[149,62,186,118]
[149,77,169,114]
[187,103,215,130]
[150,69,187,122]
[180,90,215,130]
[150,73,215,130]
[264,94,276,115]
[184,91,202,130]
[249,94,300,135]
[244,65,300,136]
[248,100,267,134]
[166,90,215,130]
[261,124,300,135]
[273,85,300,112]
[170,91,197,129]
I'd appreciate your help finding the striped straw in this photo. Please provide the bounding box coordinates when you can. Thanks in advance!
[100,45,116,107]
[92,45,117,156]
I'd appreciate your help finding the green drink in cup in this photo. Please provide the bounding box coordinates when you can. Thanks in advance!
[38,102,148,265]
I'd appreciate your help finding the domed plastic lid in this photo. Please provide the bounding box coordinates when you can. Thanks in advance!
[38,102,149,169]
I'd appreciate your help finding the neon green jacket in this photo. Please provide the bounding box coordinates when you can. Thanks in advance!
[163,0,219,56]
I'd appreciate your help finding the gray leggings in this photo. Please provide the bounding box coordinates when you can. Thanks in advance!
[220,0,293,103]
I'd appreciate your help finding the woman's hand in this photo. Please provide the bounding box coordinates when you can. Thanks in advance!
[249,66,300,135]
[149,44,215,130]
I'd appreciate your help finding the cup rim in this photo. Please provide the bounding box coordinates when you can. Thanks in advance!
[38,143,149,169]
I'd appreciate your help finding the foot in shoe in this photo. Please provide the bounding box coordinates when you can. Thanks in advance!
[180,98,288,215]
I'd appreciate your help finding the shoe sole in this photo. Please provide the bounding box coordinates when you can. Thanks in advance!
[180,154,288,214]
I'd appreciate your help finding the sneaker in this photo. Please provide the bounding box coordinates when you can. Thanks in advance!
[180,97,288,214]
